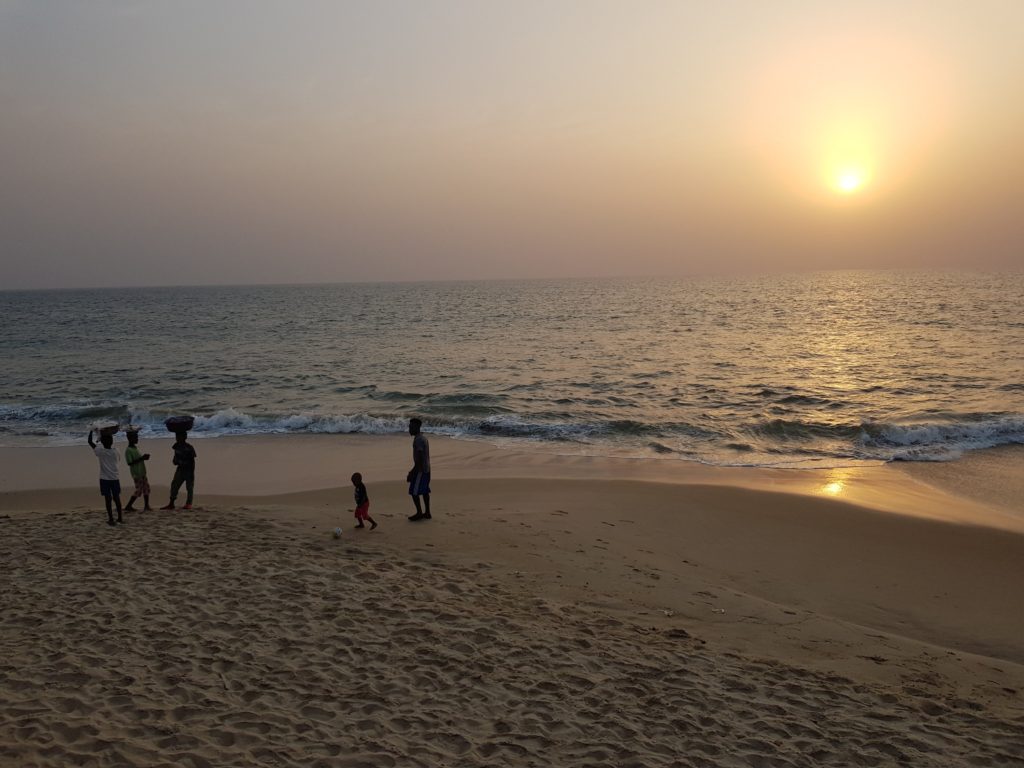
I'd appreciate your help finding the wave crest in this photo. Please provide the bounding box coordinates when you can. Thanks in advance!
[2,400,1023,465]
[860,415,1024,460]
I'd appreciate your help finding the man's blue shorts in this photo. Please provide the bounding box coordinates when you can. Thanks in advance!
[408,471,431,496]
[99,478,121,498]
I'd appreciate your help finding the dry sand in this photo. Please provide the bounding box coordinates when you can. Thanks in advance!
[1,437,1023,767]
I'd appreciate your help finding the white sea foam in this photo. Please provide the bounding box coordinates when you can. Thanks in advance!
[860,415,1024,461]
[4,401,1024,466]
[193,408,256,431]
[143,409,414,438]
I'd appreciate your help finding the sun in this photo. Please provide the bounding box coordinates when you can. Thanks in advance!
[817,122,875,198]
[833,167,869,194]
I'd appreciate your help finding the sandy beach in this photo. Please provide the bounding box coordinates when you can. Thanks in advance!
[6,0,1024,765]
[2,437,1023,767]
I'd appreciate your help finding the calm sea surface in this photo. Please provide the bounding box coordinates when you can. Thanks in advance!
[1,272,1022,467]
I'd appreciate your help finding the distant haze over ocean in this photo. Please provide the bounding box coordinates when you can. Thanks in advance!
[2,272,1021,467]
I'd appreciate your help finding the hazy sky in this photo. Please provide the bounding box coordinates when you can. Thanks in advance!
[2,1,1022,288]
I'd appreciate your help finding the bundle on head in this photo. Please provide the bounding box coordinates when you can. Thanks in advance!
[164,416,195,434]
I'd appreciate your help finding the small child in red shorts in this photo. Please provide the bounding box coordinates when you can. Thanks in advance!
[350,472,377,530]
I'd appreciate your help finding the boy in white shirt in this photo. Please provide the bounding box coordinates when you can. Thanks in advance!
[88,429,124,526]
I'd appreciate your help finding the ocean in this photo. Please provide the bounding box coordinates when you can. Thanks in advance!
[1,271,1021,467]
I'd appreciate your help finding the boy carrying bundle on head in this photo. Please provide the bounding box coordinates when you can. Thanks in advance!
[88,427,123,526]
[161,431,197,510]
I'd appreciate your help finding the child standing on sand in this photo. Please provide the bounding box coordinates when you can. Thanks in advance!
[350,472,377,530]
[123,429,152,512]
[88,429,123,526]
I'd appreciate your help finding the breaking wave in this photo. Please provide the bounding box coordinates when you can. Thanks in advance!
[1,400,1022,465]
[859,415,1024,461]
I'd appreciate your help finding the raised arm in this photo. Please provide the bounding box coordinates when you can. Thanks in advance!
[87,430,96,449]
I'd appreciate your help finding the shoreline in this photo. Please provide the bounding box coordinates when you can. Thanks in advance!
[2,433,1021,530]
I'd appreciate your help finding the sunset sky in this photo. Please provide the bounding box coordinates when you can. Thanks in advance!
[1,1,1022,289]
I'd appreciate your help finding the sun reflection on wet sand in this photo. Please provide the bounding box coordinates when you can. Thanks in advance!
[822,479,845,495]
[818,469,854,497]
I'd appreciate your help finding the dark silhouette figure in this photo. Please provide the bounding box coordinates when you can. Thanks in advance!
[88,429,123,526]
[350,472,378,530]
[161,432,197,510]
[123,429,152,511]
[407,418,431,521]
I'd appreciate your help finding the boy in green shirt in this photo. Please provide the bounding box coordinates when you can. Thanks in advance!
[124,429,152,511]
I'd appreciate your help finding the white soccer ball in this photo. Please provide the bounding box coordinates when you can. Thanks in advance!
[333,527,342,539]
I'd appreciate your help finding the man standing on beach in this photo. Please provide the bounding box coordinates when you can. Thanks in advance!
[160,432,197,511]
[407,418,431,521]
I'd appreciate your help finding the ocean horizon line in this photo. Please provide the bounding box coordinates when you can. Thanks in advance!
[3,266,1022,294]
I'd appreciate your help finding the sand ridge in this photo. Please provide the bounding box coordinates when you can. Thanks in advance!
[2,493,1024,767]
